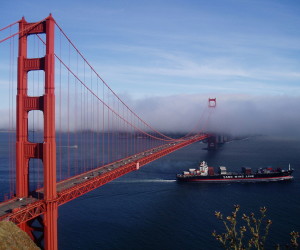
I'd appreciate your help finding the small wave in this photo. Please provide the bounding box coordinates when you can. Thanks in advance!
[112,179,176,184]
[58,145,78,149]
[241,137,249,141]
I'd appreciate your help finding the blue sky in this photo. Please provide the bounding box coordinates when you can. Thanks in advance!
[1,0,300,135]
[1,0,300,97]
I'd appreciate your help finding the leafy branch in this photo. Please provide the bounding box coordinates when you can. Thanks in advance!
[212,205,299,250]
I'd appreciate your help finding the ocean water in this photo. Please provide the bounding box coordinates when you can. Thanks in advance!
[58,136,300,250]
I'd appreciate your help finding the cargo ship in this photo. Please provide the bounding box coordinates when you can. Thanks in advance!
[176,161,294,183]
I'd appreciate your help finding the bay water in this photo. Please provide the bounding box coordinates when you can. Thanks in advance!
[58,136,300,249]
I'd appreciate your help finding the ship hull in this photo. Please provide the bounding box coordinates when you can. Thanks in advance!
[176,171,294,183]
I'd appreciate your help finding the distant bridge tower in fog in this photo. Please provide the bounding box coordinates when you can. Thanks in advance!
[208,98,216,108]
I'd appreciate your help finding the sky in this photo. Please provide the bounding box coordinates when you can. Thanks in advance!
[1,0,300,136]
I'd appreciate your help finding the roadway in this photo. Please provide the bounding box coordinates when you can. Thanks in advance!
[0,134,209,223]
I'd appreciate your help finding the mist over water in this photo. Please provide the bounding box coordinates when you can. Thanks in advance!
[125,94,300,137]
[1,93,299,138]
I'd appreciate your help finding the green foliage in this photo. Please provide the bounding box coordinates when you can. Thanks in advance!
[212,205,299,250]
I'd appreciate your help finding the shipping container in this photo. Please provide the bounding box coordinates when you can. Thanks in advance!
[208,167,214,175]
[242,167,252,174]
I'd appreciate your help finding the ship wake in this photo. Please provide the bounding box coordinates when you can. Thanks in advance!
[112,179,176,184]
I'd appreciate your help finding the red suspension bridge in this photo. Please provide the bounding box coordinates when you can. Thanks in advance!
[0,15,215,249]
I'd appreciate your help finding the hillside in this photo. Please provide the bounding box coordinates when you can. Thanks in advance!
[0,221,39,250]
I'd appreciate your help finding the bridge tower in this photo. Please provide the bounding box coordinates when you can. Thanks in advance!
[207,98,217,150]
[16,15,57,249]
[208,98,216,108]
[207,135,218,150]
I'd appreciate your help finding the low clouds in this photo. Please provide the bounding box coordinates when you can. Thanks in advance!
[126,94,300,137]
[1,92,299,138]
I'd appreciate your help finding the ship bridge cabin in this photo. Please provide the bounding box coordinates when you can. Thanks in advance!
[219,166,227,175]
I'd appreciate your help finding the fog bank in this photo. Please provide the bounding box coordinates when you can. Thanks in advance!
[1,94,299,138]
[126,94,300,137]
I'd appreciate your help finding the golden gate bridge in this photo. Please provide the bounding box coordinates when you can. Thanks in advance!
[0,15,216,249]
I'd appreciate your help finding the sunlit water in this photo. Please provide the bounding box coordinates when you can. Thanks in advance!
[57,136,300,249]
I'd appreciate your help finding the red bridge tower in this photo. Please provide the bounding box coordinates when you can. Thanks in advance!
[16,15,57,249]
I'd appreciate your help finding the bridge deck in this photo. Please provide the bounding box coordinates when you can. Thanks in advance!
[56,141,179,192]
[0,134,209,224]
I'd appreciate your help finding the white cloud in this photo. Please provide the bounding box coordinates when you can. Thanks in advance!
[125,93,300,137]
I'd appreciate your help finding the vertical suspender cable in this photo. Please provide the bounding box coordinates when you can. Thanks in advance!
[58,30,62,181]
[67,42,71,178]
